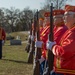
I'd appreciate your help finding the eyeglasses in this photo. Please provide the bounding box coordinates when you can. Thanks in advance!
[64,14,72,17]
[53,17,62,19]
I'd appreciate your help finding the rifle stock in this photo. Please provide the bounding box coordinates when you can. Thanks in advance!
[48,3,54,74]
[25,19,32,53]
[27,17,36,64]
[43,3,54,75]
[33,10,42,75]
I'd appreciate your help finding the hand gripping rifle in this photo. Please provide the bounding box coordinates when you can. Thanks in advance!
[25,19,33,53]
[27,16,36,64]
[33,10,42,75]
[43,3,54,75]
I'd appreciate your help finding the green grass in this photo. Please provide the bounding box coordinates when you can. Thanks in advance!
[0,31,33,75]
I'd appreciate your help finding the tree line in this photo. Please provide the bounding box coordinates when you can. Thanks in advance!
[0,0,71,33]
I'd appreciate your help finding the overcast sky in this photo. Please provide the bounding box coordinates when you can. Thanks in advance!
[0,0,74,10]
[0,0,45,10]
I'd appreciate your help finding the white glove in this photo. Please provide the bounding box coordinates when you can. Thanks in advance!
[35,41,43,48]
[28,31,30,34]
[28,35,31,39]
[50,70,55,75]
[38,56,45,64]
[2,40,4,45]
[31,35,35,41]
[46,41,56,50]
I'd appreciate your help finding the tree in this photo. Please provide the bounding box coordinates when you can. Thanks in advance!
[5,7,20,32]
[0,9,5,26]
[0,7,34,32]
[19,7,33,31]
[42,0,72,11]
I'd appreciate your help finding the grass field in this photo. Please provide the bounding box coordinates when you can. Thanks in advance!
[0,31,33,75]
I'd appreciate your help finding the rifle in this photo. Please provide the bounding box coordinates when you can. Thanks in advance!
[43,3,54,75]
[48,3,54,73]
[27,16,36,64]
[33,10,42,75]
[25,19,33,53]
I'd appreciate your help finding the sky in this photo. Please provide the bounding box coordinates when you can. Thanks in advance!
[0,0,45,10]
[66,0,75,5]
[0,0,75,10]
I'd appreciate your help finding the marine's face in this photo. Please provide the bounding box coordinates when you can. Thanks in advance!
[44,17,50,23]
[53,15,63,25]
[64,12,74,28]
[39,20,43,26]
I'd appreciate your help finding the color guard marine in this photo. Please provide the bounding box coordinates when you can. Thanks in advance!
[46,4,75,75]
[0,27,6,59]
